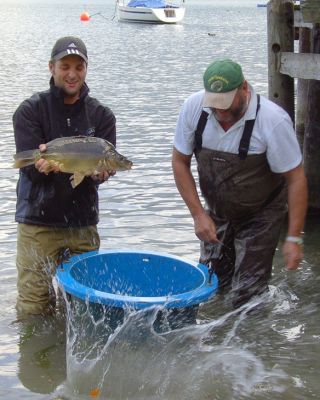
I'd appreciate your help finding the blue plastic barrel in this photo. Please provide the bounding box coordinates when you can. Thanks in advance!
[56,250,218,332]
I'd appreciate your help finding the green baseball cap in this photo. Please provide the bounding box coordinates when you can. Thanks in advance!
[203,59,244,109]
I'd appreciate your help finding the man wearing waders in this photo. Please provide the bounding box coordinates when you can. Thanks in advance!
[172,59,307,309]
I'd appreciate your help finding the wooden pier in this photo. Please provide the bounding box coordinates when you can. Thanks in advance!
[267,0,320,214]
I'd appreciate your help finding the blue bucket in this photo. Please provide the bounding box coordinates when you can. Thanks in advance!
[56,250,218,332]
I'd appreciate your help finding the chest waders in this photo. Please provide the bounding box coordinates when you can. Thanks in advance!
[194,95,287,309]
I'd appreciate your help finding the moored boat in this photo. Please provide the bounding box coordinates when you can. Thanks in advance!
[116,0,186,24]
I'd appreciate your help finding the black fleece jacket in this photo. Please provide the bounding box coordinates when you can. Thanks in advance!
[13,78,116,227]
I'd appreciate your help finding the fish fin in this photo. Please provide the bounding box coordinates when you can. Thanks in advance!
[70,172,85,188]
[13,159,35,168]
[13,149,38,168]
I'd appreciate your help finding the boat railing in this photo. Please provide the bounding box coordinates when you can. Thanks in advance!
[117,0,185,8]
[165,0,185,8]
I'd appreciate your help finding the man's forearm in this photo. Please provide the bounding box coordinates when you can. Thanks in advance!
[173,163,204,218]
[285,166,308,237]
[172,149,205,218]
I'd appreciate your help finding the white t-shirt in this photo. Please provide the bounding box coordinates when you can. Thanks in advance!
[173,86,302,173]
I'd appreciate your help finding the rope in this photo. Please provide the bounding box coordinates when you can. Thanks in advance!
[89,12,116,21]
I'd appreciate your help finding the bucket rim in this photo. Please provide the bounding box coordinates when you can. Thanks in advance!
[56,249,218,309]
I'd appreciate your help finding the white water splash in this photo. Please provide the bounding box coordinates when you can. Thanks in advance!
[56,296,287,400]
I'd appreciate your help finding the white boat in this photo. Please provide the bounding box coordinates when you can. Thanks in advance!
[116,0,186,24]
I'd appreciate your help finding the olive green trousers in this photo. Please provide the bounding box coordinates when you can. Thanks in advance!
[16,223,100,316]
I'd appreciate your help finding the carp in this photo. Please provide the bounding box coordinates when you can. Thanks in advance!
[13,136,132,188]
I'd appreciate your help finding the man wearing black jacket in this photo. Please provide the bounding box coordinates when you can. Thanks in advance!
[13,36,116,315]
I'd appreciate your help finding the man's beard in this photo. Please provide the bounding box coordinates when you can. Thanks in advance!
[213,94,248,124]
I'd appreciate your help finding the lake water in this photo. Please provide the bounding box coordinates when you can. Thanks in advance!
[0,0,319,399]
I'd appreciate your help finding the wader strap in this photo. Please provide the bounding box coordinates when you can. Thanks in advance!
[194,110,209,151]
[193,95,260,156]
[238,94,260,160]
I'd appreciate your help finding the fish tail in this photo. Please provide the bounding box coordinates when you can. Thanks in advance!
[13,149,38,168]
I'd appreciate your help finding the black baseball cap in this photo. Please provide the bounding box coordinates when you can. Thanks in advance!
[51,36,88,63]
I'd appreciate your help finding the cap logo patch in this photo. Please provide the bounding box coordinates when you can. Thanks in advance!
[67,49,80,55]
[68,42,77,48]
[208,76,229,92]
[210,80,225,92]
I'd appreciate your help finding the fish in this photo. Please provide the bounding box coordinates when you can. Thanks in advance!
[13,136,133,188]
[89,388,101,397]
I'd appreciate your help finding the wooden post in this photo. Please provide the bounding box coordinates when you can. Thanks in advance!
[301,0,320,24]
[296,27,311,149]
[304,25,320,214]
[267,0,295,122]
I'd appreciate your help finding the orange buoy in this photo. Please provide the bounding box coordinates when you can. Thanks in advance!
[80,11,90,21]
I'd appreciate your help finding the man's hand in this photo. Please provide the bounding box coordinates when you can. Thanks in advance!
[282,241,303,270]
[35,144,60,175]
[193,211,220,244]
[91,170,116,183]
